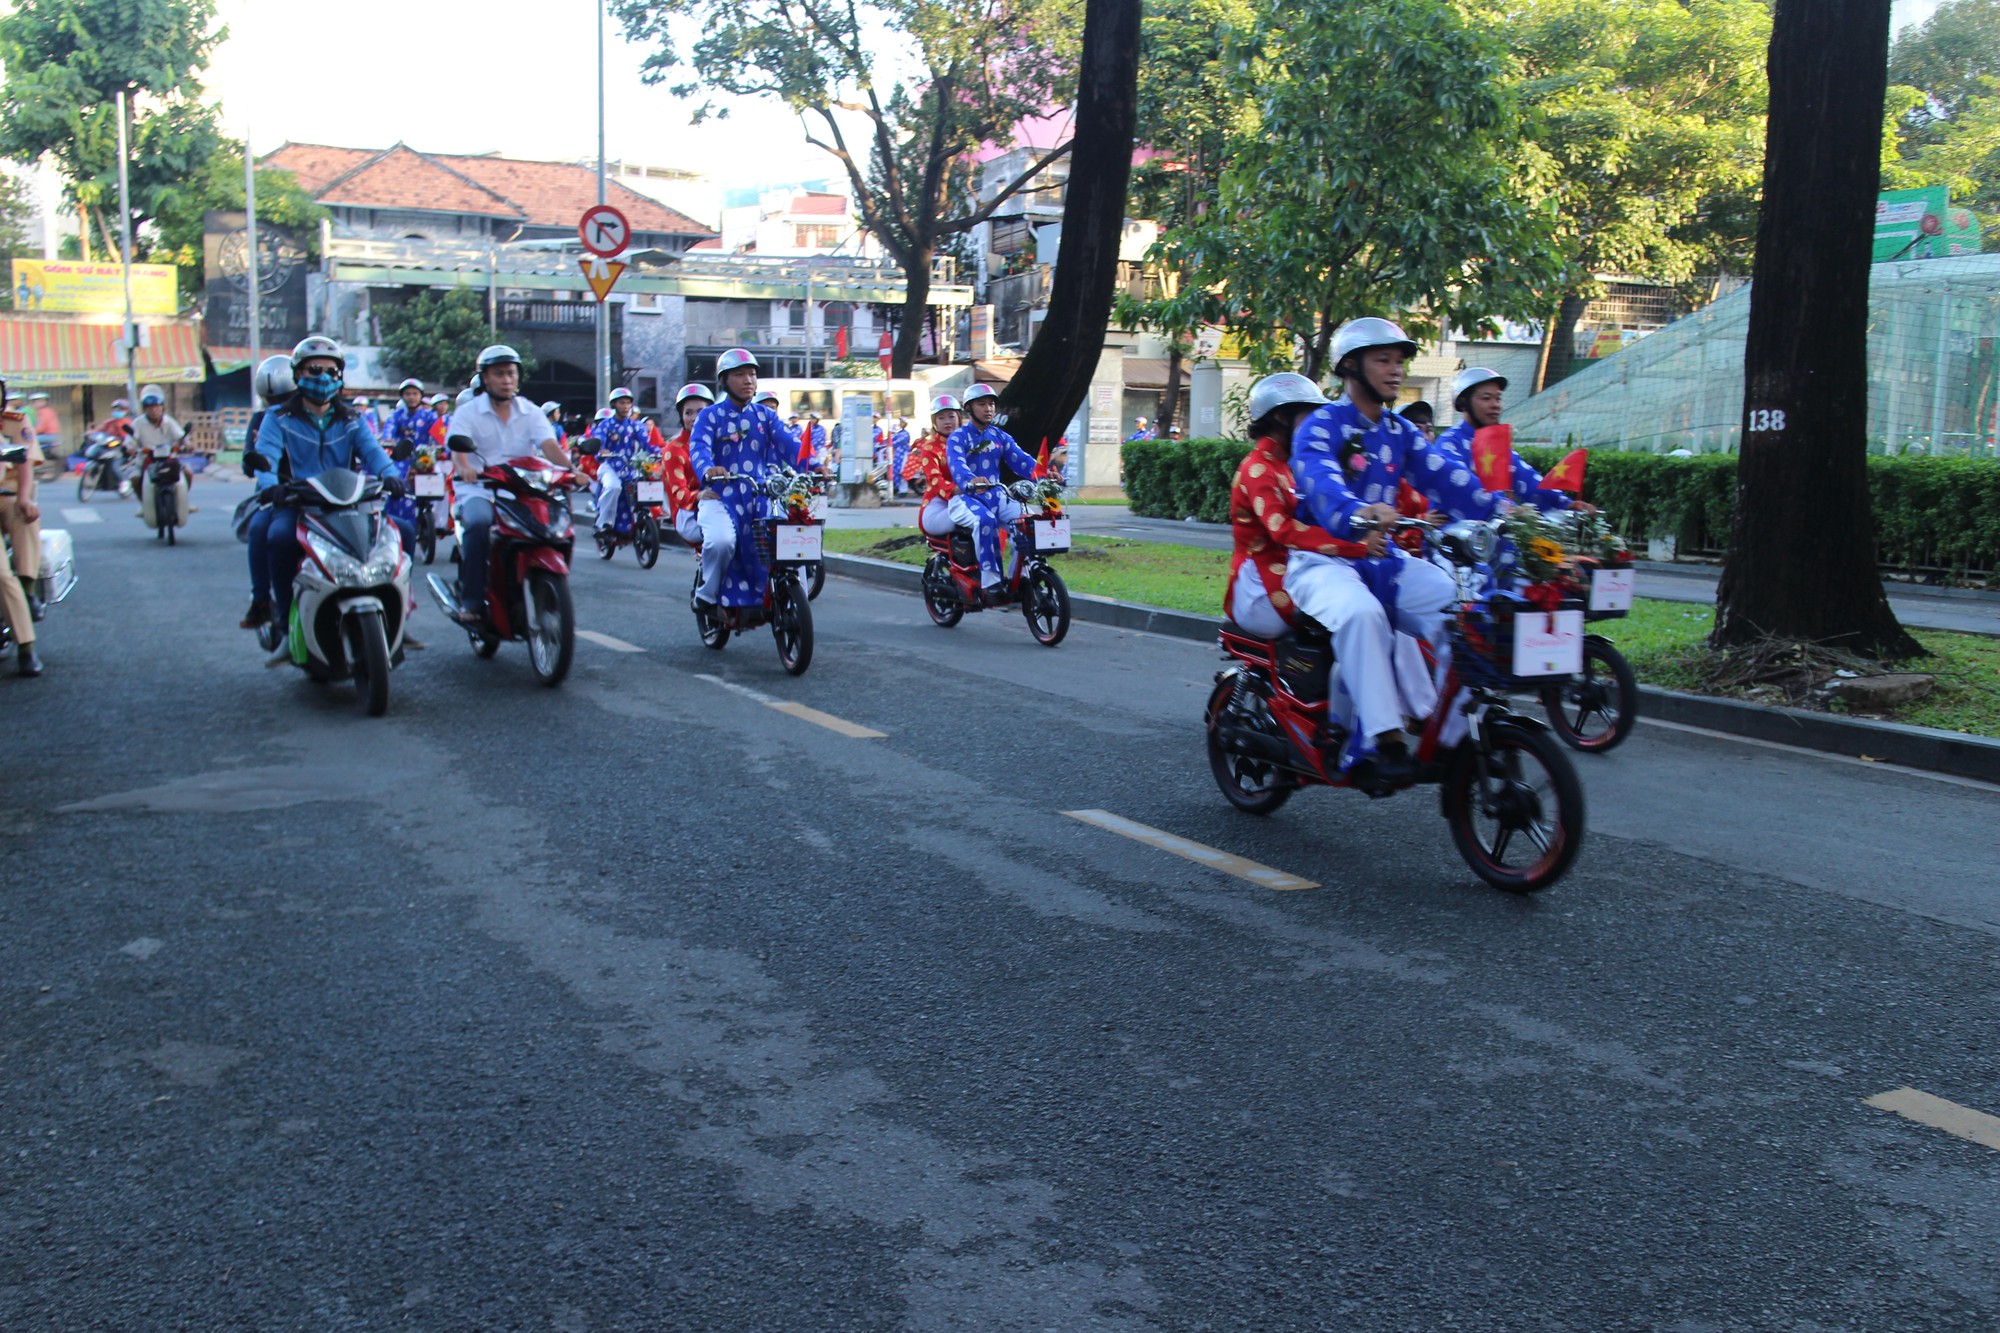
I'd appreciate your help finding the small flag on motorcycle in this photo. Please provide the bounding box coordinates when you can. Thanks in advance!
[1470,424,1514,493]
[1537,447,1589,493]
[1033,438,1050,479]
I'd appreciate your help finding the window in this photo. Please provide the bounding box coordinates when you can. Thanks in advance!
[794,224,841,249]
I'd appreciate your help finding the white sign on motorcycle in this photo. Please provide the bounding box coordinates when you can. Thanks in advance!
[1512,609,1585,678]
[635,480,666,504]
[412,473,447,497]
[1031,517,1071,552]
[773,523,823,563]
[1588,567,1635,613]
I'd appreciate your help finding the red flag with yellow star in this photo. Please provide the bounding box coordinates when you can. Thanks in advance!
[1538,447,1589,493]
[1033,438,1050,478]
[1470,424,1514,493]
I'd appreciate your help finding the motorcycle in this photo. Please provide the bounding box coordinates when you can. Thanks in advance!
[76,432,133,501]
[593,449,667,569]
[140,447,186,544]
[690,469,821,676]
[425,454,579,687]
[1204,517,1587,893]
[1539,511,1640,753]
[253,469,410,717]
[920,476,1072,646]
[406,445,455,565]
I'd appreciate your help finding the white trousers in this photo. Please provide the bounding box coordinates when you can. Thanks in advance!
[593,460,628,529]
[918,498,955,537]
[674,510,703,547]
[1284,552,1442,743]
[694,497,737,602]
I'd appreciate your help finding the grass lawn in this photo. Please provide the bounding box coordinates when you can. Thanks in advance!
[824,530,2000,735]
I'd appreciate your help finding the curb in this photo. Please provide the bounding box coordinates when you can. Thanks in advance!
[823,552,2000,784]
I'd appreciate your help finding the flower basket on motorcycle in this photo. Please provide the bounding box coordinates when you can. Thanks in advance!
[1545,510,1635,622]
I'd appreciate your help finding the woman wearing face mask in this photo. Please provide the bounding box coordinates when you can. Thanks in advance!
[244,336,407,651]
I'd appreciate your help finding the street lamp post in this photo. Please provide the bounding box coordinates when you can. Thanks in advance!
[245,133,261,386]
[114,89,138,411]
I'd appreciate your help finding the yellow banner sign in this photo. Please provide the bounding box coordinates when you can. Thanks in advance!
[11,258,179,316]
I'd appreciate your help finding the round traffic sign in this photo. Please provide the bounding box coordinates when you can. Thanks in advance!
[578,204,632,258]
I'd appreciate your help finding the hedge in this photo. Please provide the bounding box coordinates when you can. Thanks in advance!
[1124,438,2000,577]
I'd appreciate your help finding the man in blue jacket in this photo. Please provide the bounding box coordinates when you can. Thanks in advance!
[246,336,406,651]
[945,383,1039,594]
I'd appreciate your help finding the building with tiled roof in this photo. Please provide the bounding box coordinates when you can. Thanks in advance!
[718,187,880,260]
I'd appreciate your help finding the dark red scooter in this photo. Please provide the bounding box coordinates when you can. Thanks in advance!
[426,455,580,686]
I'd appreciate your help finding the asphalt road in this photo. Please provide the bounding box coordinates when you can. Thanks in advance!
[7,481,2000,1331]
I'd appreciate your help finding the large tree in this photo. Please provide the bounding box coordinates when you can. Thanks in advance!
[1506,0,1771,389]
[1889,0,2000,127]
[1712,0,1920,658]
[0,0,226,265]
[1141,0,1562,381]
[379,290,535,390]
[616,0,1080,376]
[994,0,1141,451]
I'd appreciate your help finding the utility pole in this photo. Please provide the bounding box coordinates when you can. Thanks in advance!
[595,0,610,410]
[245,133,262,385]
[114,89,138,411]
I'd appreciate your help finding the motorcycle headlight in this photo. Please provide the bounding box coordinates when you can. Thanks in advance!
[304,531,364,581]
[362,525,403,584]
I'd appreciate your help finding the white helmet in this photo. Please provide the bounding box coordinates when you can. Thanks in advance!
[1330,317,1418,370]
[429,392,451,408]
[254,355,295,404]
[1452,366,1508,408]
[397,377,424,393]
[138,384,166,407]
[543,400,563,418]
[753,389,780,406]
[931,394,962,416]
[676,382,714,410]
[716,347,758,376]
[454,387,475,410]
[961,383,998,405]
[608,385,634,404]
[290,334,344,373]
[477,343,522,373]
[594,407,614,421]
[1246,372,1329,425]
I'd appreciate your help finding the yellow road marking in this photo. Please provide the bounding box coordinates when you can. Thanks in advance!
[1864,1087,2000,1152]
[577,630,645,652]
[767,701,886,739]
[695,674,885,738]
[1063,809,1318,891]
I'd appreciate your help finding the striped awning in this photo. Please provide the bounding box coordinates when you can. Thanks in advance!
[0,315,206,387]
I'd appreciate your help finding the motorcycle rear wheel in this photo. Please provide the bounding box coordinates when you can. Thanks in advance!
[524,570,574,687]
[1539,637,1638,753]
[350,609,392,717]
[922,554,963,627]
[1205,675,1294,815]
[1023,564,1070,647]
[76,469,91,503]
[471,630,502,658]
[805,560,825,601]
[1443,720,1584,892]
[417,509,437,565]
[635,513,661,568]
[596,527,617,560]
[773,576,813,676]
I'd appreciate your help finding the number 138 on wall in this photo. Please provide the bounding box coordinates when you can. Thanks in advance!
[1748,408,1787,432]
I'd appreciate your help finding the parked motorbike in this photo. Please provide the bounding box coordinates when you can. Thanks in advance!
[594,449,667,569]
[920,476,1072,646]
[253,468,410,717]
[425,454,579,687]
[76,432,133,502]
[689,469,821,676]
[1205,517,1587,893]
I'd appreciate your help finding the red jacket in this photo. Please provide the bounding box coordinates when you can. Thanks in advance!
[1226,436,1367,628]
[662,428,701,518]
[901,431,956,505]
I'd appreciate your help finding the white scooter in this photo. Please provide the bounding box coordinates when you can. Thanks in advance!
[254,468,411,717]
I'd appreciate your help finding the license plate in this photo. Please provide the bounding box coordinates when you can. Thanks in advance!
[1031,518,1071,552]
[1588,567,1635,613]
[412,473,446,497]
[635,480,666,504]
[773,523,822,563]
[1512,609,1585,678]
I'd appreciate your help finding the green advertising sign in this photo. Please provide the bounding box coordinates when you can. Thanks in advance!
[1875,186,1984,262]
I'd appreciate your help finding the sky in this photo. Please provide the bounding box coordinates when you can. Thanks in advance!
[206,0,861,193]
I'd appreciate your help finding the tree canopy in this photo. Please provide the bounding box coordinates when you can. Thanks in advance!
[379,290,535,390]
[1886,0,2000,247]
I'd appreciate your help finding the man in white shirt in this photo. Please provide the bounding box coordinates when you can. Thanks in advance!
[444,345,567,623]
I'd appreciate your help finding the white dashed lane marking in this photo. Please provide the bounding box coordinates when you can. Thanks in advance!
[1865,1087,2000,1152]
[61,508,103,525]
[695,674,886,738]
[577,630,644,652]
[1062,809,1318,891]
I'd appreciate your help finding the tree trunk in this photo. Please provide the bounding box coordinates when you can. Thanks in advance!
[996,0,1142,448]
[890,247,933,378]
[1712,0,1920,658]
[1157,345,1183,435]
[1538,292,1592,389]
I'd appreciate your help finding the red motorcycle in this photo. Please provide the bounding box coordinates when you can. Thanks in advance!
[1205,518,1587,893]
[690,470,822,676]
[425,455,580,687]
[920,477,1072,646]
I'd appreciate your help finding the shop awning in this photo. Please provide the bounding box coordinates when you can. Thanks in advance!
[206,345,255,374]
[0,315,206,387]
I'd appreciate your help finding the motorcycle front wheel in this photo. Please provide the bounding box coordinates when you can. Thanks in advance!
[635,512,661,569]
[1442,720,1584,892]
[417,508,437,565]
[350,608,392,717]
[922,554,963,627]
[773,575,814,676]
[76,468,92,503]
[595,527,617,560]
[524,570,574,687]
[1205,674,1294,815]
[1539,637,1639,753]
[1023,564,1071,647]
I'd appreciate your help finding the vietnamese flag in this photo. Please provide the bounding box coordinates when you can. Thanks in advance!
[1538,447,1589,493]
[797,422,816,466]
[878,331,893,375]
[835,324,849,359]
[1470,424,1514,493]
[1033,438,1050,478]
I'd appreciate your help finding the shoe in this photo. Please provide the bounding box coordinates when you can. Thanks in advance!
[403,634,426,650]
[239,599,272,630]
[25,583,45,622]
[1352,741,1420,792]
[15,644,41,677]
[448,606,484,628]
[693,595,719,616]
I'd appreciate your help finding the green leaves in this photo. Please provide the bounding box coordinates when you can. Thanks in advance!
[379,291,536,391]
